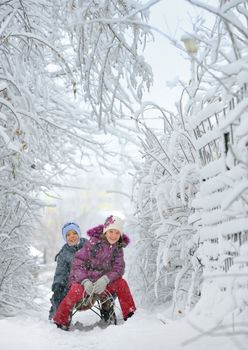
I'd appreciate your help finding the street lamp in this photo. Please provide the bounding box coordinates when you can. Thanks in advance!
[181,34,199,84]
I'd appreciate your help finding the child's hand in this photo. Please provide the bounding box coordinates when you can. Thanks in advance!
[94,275,110,294]
[81,279,94,295]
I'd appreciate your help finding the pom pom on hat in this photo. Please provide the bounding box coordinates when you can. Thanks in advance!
[103,215,124,235]
[62,222,81,242]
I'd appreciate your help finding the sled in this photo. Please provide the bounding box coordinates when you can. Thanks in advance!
[71,290,117,325]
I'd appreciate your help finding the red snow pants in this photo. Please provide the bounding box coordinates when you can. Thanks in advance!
[53,277,136,327]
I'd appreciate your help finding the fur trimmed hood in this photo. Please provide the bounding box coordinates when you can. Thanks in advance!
[86,224,130,248]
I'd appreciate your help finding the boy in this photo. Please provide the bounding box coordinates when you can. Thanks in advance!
[49,222,87,320]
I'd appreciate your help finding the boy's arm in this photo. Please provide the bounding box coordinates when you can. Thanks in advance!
[52,252,69,290]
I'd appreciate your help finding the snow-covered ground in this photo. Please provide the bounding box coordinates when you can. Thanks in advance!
[0,264,247,350]
[1,307,246,350]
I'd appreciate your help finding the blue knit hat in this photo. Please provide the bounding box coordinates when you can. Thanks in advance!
[62,222,81,242]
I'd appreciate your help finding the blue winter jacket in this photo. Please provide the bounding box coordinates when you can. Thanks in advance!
[52,237,87,291]
[49,237,87,319]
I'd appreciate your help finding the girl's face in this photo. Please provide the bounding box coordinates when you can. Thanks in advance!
[66,230,79,246]
[105,229,121,244]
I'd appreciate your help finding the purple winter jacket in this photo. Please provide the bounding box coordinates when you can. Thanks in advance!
[69,224,130,286]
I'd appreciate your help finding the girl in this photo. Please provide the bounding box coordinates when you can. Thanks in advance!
[53,215,136,330]
[49,222,87,320]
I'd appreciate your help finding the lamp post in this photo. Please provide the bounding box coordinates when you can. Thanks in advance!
[181,35,199,85]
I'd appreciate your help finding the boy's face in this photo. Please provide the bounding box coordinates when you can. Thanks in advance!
[66,230,79,246]
[105,229,121,244]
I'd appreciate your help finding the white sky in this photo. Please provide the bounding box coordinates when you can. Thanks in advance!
[143,0,204,111]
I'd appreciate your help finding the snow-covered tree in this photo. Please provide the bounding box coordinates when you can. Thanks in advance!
[184,0,248,325]
[129,103,201,314]
[0,0,154,315]
[56,0,154,127]
[129,0,248,324]
[0,0,93,315]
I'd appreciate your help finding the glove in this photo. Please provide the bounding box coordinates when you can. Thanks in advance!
[94,275,110,294]
[82,279,94,295]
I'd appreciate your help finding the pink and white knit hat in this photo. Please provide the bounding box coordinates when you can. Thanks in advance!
[103,215,124,234]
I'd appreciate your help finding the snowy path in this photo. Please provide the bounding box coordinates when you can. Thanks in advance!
[1,307,245,350]
[0,265,246,350]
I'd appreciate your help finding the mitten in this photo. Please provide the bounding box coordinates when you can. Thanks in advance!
[82,279,94,295]
[94,275,110,294]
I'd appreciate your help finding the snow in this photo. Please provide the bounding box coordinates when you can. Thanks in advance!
[193,129,221,150]
[200,164,244,195]
[219,98,248,131]
[1,265,247,350]
[30,245,43,258]
[0,307,245,350]
[1,1,248,349]
[199,158,226,180]
[190,101,224,130]
[199,217,248,241]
